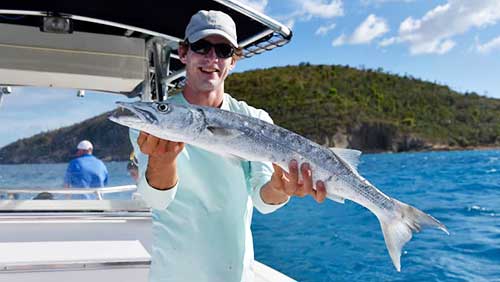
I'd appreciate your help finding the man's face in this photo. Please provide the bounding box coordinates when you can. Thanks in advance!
[180,35,236,93]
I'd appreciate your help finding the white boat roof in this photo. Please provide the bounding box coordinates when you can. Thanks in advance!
[1,1,290,40]
[0,0,291,62]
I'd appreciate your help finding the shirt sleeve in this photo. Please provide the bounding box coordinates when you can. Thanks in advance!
[129,129,178,210]
[247,160,289,214]
[244,109,290,214]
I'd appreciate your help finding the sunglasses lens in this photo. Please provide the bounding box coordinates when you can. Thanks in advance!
[190,40,211,55]
[189,40,234,58]
[214,44,234,58]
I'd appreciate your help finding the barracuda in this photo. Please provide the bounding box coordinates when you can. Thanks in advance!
[109,100,449,271]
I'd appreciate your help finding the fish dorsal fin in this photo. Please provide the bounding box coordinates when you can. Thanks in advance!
[206,126,242,138]
[329,148,362,170]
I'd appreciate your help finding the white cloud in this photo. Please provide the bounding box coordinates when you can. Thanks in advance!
[332,34,346,46]
[332,14,389,46]
[273,1,343,35]
[301,0,344,19]
[316,23,337,36]
[279,0,343,26]
[361,0,415,5]
[409,39,456,55]
[350,14,390,44]
[379,36,399,47]
[385,0,500,55]
[476,36,500,53]
[237,0,268,13]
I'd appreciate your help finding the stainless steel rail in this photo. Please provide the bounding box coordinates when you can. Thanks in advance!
[0,185,138,200]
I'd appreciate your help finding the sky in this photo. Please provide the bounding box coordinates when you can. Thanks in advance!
[0,0,499,148]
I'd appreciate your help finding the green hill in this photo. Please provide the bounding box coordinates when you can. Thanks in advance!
[0,113,131,164]
[0,64,498,164]
[227,64,500,151]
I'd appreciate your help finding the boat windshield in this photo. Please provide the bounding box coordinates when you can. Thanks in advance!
[0,88,141,201]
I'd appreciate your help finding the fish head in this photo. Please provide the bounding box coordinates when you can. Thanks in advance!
[109,101,201,142]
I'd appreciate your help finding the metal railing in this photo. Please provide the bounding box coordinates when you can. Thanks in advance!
[0,185,137,200]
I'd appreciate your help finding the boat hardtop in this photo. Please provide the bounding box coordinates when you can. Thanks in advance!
[0,0,291,98]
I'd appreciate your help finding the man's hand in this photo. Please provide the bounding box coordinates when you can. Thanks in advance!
[137,132,184,190]
[260,160,327,204]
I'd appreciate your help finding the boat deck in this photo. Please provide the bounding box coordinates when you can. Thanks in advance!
[0,199,296,281]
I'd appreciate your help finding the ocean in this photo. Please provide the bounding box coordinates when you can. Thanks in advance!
[1,149,499,281]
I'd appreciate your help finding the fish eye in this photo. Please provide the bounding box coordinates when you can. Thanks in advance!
[157,103,169,112]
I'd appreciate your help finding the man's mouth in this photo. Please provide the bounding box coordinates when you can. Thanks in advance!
[199,67,219,74]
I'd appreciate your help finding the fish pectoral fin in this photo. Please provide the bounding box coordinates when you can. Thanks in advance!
[206,126,243,138]
[329,148,362,170]
[326,192,345,204]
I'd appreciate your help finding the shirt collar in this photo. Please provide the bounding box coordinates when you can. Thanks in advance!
[178,93,229,110]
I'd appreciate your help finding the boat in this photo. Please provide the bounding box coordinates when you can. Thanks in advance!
[0,1,295,281]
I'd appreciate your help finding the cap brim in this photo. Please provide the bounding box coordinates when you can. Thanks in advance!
[188,29,238,47]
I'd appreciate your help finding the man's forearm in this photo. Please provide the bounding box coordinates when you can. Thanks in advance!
[146,156,178,190]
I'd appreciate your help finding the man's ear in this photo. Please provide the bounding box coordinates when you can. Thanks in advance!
[178,47,188,64]
[229,57,237,70]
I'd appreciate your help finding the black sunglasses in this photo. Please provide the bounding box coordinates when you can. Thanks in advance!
[189,39,235,58]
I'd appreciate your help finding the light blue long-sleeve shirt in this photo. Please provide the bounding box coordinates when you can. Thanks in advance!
[130,93,289,282]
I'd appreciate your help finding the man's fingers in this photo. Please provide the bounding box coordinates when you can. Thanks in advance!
[271,163,285,185]
[283,160,300,195]
[273,160,328,203]
[299,162,313,197]
[138,131,184,157]
[137,132,149,147]
[271,163,288,194]
[272,163,283,177]
[280,164,296,196]
[156,139,169,154]
[174,142,185,154]
[314,180,327,203]
[138,132,158,154]
[288,160,299,184]
[168,141,185,155]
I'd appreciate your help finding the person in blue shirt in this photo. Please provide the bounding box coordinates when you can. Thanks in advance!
[131,10,327,282]
[63,140,108,199]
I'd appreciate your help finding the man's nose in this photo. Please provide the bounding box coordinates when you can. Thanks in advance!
[205,47,218,60]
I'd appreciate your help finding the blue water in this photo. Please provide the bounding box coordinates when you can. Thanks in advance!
[1,150,499,281]
[0,162,136,200]
[252,150,500,282]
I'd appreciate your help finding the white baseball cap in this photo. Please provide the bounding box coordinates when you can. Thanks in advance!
[77,140,93,150]
[185,10,238,47]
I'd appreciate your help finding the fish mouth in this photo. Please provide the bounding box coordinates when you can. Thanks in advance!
[109,101,158,127]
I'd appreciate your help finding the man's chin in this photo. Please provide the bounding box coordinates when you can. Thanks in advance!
[198,81,221,92]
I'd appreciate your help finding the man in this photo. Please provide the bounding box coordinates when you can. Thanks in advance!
[63,140,108,199]
[130,10,327,282]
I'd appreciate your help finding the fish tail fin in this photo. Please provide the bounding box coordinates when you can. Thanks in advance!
[379,199,449,272]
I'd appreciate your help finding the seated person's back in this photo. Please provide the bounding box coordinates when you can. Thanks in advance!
[64,140,109,199]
